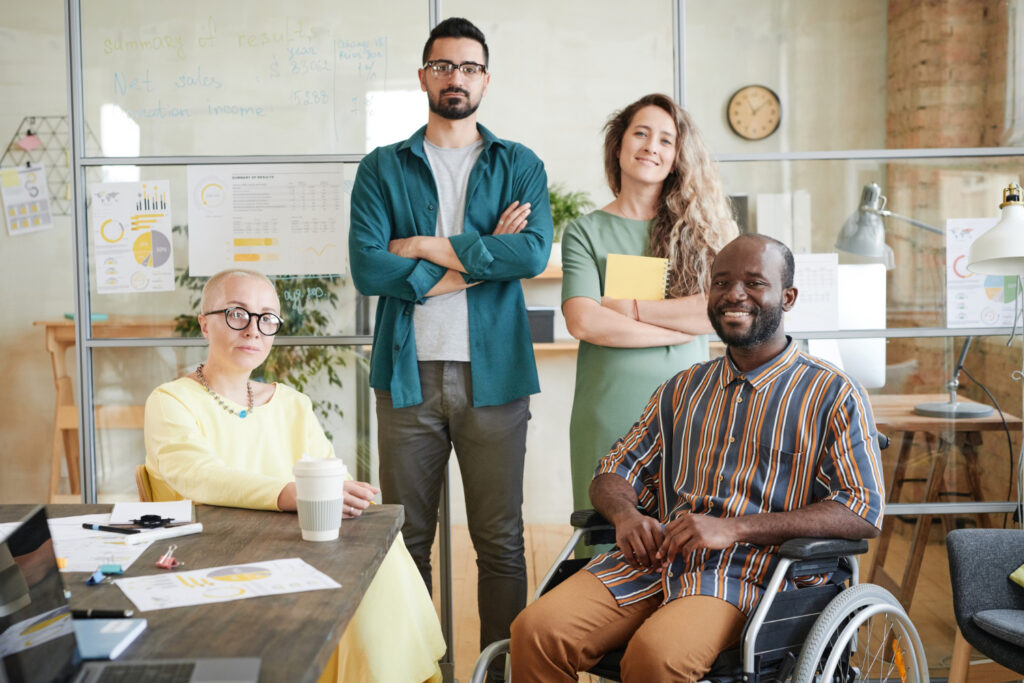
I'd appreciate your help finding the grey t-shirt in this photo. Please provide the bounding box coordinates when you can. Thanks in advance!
[414,138,484,361]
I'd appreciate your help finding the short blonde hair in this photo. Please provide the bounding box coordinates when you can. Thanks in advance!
[200,269,279,313]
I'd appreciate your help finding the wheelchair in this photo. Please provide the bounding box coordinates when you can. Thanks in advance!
[473,435,927,682]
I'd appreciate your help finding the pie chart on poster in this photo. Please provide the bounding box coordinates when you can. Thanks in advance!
[984,275,1017,304]
[132,230,171,268]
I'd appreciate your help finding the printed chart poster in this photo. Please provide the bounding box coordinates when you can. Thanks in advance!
[92,181,175,294]
[114,558,340,611]
[1,165,54,236]
[187,164,346,277]
[947,217,1018,328]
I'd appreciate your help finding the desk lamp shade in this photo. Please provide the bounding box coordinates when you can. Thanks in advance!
[967,183,1024,275]
[835,183,895,269]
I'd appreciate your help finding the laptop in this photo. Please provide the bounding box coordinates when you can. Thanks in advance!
[0,505,260,683]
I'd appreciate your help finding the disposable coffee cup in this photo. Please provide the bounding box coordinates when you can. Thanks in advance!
[293,456,347,542]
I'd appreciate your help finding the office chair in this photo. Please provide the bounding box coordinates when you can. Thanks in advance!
[947,528,1024,683]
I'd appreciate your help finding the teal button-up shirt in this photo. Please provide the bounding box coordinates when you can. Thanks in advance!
[349,124,553,408]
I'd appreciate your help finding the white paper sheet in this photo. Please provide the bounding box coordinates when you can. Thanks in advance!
[46,514,155,572]
[109,501,193,525]
[91,181,175,293]
[114,558,340,611]
[1,165,54,236]
[785,253,839,332]
[947,217,1018,328]
[186,164,347,277]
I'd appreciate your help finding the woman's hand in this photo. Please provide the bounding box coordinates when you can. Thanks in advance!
[343,479,380,518]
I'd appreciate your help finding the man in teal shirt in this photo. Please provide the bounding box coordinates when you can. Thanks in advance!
[348,17,552,672]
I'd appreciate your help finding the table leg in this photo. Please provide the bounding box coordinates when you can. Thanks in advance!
[897,437,952,610]
[870,430,916,583]
[957,431,993,529]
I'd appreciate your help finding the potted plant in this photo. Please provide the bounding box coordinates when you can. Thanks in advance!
[548,183,593,267]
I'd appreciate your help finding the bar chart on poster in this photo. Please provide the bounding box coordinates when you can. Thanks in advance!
[79,0,428,157]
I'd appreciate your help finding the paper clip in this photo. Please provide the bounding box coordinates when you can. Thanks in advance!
[156,544,181,570]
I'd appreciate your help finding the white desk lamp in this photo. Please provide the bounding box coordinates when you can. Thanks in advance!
[966,182,1024,528]
[836,182,994,418]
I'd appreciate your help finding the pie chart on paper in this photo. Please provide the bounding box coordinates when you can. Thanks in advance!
[132,230,172,268]
[208,565,272,582]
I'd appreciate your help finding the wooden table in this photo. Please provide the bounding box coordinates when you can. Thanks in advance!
[1,503,403,683]
[33,318,177,500]
[869,393,1021,610]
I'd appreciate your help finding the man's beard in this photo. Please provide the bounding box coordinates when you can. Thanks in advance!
[428,87,480,120]
[709,300,784,348]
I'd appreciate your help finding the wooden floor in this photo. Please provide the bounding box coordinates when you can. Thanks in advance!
[432,520,999,683]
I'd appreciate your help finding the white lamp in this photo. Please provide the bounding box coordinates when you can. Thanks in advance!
[966,183,1024,275]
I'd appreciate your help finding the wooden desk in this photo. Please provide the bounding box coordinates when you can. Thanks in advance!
[869,393,1021,610]
[1,503,402,683]
[33,318,177,500]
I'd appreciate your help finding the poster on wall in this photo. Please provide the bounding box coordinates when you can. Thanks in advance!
[785,253,839,332]
[91,181,175,294]
[946,217,1018,328]
[186,164,346,277]
[1,164,54,236]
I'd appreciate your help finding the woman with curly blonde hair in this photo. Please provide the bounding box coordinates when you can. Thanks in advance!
[561,93,738,528]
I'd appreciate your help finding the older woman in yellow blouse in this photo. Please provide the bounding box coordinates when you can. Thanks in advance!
[144,268,444,683]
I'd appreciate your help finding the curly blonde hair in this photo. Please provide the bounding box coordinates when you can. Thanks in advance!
[604,93,738,297]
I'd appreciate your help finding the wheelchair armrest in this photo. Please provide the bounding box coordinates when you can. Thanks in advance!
[569,509,611,529]
[778,537,868,560]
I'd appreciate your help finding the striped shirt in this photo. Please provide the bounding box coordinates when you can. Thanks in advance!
[585,339,885,615]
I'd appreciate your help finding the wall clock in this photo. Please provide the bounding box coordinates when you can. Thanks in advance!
[727,85,781,141]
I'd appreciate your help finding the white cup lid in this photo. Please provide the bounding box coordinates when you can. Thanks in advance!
[293,457,348,478]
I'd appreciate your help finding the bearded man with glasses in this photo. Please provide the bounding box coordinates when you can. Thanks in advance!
[349,16,553,678]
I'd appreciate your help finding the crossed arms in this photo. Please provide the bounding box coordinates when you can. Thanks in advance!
[348,146,552,302]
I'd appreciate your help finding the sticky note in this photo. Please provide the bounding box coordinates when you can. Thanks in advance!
[1,169,17,188]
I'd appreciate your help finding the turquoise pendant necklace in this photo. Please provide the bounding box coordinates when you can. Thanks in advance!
[196,363,254,418]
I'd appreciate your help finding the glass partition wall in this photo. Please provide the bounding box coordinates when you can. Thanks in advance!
[48,0,1024,676]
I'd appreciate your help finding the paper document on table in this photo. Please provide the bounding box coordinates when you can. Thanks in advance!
[46,514,154,572]
[114,558,340,611]
[109,500,193,525]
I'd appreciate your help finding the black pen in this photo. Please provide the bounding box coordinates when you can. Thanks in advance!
[82,523,140,535]
[71,609,135,619]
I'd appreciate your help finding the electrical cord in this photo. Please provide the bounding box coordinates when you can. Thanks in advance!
[960,365,1015,527]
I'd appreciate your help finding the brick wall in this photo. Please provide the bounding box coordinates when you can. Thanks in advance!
[883,0,1018,520]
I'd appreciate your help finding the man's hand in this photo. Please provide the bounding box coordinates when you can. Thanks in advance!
[656,513,740,567]
[615,511,666,573]
[388,236,422,259]
[493,201,531,235]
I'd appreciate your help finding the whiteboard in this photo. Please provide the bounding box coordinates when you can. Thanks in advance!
[80,0,427,156]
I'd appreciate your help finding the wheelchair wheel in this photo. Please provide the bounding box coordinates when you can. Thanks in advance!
[793,584,928,683]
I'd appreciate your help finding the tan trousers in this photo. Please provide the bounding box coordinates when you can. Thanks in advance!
[510,570,745,683]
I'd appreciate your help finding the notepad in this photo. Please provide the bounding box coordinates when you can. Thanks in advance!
[604,253,670,300]
[74,618,148,660]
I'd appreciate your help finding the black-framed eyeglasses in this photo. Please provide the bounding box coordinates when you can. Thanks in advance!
[423,60,487,78]
[203,307,284,335]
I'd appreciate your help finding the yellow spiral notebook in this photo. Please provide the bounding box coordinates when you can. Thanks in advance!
[604,253,670,300]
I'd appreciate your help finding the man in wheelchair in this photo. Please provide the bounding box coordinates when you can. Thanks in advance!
[510,235,885,682]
